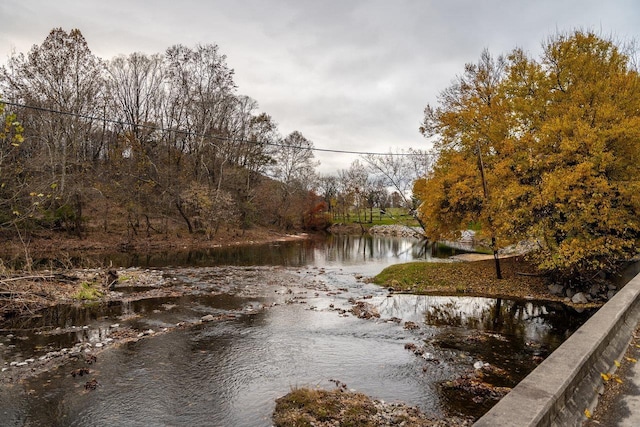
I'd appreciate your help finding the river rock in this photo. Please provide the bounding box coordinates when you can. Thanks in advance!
[201,314,215,322]
[404,321,419,330]
[367,225,423,238]
[350,301,380,319]
[547,284,564,296]
[588,284,605,300]
[571,292,589,304]
[422,352,437,361]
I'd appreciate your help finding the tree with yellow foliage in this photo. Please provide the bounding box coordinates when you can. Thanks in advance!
[415,31,640,284]
[0,99,25,226]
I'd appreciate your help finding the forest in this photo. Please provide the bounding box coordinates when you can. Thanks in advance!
[0,28,428,247]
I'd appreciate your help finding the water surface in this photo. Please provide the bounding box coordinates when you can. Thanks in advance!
[0,235,593,426]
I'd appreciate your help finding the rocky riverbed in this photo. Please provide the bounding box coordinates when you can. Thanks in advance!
[0,233,603,425]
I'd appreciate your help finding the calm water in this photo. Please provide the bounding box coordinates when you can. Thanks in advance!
[97,234,462,271]
[0,235,593,426]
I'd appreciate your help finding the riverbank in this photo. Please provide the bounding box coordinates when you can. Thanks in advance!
[372,256,604,308]
[374,256,553,301]
[0,228,312,318]
[0,227,312,263]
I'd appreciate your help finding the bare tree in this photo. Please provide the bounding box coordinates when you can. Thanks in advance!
[107,52,165,142]
[362,148,432,230]
[0,28,106,235]
[316,174,338,219]
[270,131,319,228]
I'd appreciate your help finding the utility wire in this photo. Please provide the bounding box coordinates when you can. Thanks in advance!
[1,100,425,157]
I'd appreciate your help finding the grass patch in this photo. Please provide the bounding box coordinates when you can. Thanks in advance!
[273,387,378,427]
[332,207,420,227]
[73,281,103,300]
[373,256,557,301]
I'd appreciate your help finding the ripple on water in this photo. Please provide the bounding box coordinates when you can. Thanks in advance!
[0,258,595,426]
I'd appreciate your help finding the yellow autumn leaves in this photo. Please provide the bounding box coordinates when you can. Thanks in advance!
[585,356,637,420]
[415,30,640,281]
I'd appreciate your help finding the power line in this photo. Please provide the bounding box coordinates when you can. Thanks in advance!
[1,100,425,157]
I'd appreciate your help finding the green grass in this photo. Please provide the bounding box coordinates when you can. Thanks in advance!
[372,256,550,299]
[332,207,420,227]
[73,281,104,300]
[374,262,452,290]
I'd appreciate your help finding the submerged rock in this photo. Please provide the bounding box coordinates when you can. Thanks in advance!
[350,301,380,319]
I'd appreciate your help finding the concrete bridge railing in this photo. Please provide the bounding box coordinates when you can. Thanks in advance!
[474,269,640,427]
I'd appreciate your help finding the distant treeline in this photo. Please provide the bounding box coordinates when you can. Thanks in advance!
[0,28,430,238]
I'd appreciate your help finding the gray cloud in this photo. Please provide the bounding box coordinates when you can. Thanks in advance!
[1,0,639,173]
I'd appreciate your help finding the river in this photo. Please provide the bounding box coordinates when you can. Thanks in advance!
[0,235,593,426]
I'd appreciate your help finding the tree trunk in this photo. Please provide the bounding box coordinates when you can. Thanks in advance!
[477,140,502,279]
[175,199,193,234]
[492,237,503,280]
[74,193,83,238]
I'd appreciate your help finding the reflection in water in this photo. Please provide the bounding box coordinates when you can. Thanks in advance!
[6,235,473,271]
[7,234,476,272]
[27,234,464,269]
[378,295,590,358]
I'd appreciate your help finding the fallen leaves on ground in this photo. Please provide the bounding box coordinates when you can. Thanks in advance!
[373,256,581,302]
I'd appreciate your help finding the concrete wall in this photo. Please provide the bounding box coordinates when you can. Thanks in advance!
[474,271,640,427]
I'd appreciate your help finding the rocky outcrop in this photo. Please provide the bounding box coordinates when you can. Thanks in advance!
[547,282,618,303]
[368,225,424,238]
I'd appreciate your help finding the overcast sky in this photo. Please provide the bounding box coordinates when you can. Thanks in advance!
[1,0,639,174]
